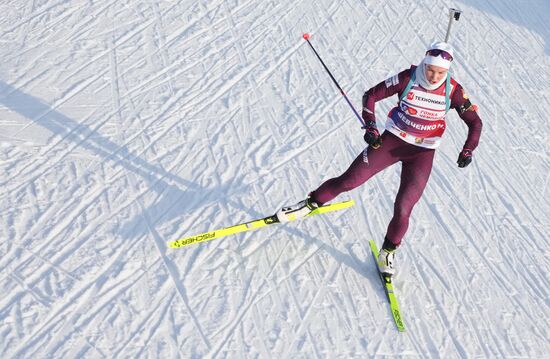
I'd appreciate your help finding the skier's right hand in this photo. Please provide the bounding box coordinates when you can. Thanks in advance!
[363,121,382,149]
[457,149,473,168]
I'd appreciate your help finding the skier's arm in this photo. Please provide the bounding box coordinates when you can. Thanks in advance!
[451,84,483,151]
[361,68,411,123]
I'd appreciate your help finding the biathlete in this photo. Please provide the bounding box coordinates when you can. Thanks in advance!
[276,41,483,276]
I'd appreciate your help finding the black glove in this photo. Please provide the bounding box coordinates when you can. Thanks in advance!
[457,149,473,168]
[363,121,382,149]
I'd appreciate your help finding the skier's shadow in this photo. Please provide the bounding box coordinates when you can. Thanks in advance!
[0,80,208,228]
[0,81,374,281]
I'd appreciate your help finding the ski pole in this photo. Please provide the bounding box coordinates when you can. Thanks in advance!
[445,8,462,42]
[302,33,365,128]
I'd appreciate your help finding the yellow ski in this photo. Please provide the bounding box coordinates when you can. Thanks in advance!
[169,200,354,249]
[369,239,406,332]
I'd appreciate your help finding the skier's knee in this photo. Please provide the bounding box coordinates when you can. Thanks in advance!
[393,205,413,222]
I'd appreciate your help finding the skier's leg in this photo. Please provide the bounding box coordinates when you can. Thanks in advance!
[385,148,436,248]
[311,132,401,204]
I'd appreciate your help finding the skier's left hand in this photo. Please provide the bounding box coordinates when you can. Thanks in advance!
[457,149,473,168]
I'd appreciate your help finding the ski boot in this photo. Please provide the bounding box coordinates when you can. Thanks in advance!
[275,197,319,222]
[377,247,396,277]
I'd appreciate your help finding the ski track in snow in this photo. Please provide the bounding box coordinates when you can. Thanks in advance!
[0,0,549,357]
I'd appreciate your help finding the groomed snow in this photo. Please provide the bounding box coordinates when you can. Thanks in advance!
[1,0,549,357]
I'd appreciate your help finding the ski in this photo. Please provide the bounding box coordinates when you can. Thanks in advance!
[369,239,406,332]
[168,200,355,249]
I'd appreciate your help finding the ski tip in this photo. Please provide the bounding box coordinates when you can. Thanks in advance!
[302,33,310,40]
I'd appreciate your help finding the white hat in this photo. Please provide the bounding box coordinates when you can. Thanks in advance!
[424,41,454,69]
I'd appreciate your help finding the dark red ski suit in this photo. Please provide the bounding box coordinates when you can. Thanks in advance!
[311,66,482,247]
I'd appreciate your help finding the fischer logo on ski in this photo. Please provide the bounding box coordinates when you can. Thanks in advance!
[169,200,354,249]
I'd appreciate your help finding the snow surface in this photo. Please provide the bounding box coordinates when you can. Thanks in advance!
[1,0,549,358]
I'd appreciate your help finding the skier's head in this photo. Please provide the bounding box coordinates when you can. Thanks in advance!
[423,41,454,85]
[424,41,454,69]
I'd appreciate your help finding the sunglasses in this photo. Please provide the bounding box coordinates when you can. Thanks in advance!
[426,49,453,62]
